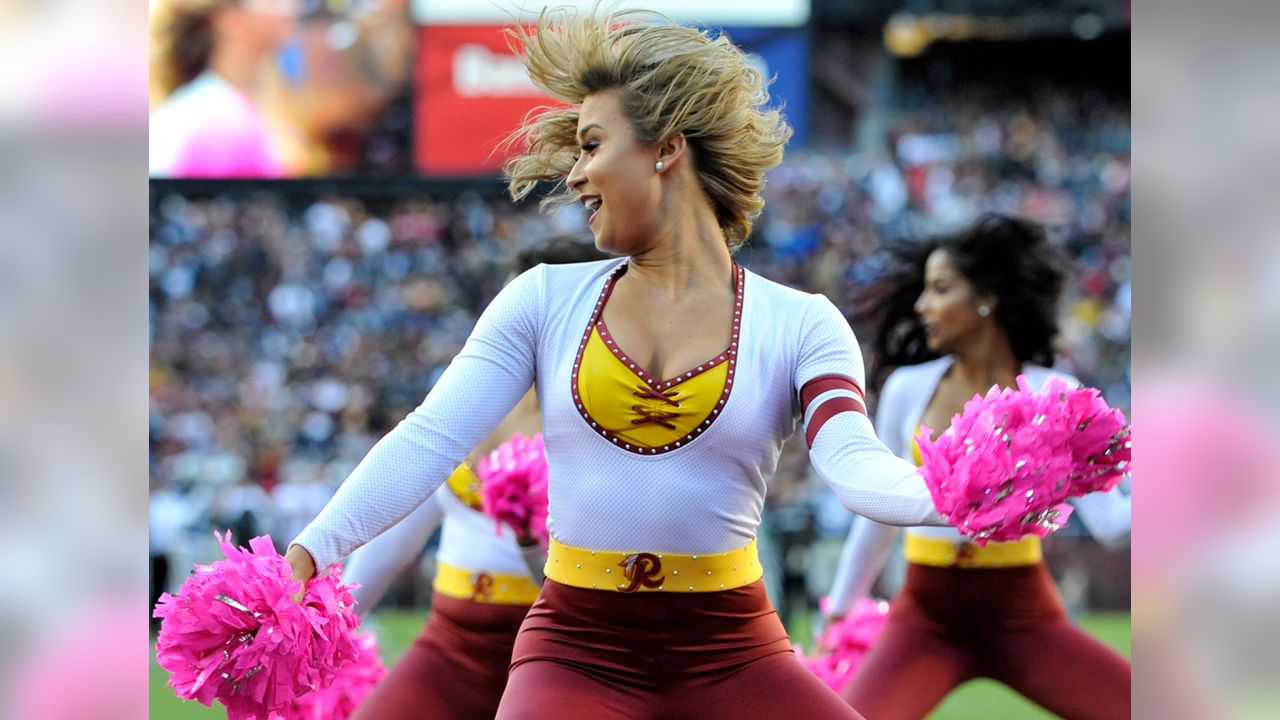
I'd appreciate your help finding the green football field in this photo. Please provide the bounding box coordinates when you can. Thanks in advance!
[150,611,1130,718]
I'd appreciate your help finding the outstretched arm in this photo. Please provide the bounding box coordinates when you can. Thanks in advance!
[288,267,545,576]
[824,364,916,615]
[797,296,946,527]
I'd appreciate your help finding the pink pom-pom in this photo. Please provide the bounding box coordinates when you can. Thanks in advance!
[153,531,362,720]
[477,432,550,546]
[917,375,1132,545]
[795,599,891,691]
[283,631,386,720]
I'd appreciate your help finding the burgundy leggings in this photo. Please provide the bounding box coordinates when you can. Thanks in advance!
[841,562,1131,720]
[496,579,861,720]
[350,592,530,720]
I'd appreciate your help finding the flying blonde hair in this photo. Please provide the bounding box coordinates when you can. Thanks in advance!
[502,4,793,251]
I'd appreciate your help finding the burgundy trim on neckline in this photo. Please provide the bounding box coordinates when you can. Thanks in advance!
[569,262,744,456]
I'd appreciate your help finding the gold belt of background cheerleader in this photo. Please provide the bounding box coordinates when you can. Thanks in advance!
[433,560,541,605]
[544,538,762,592]
[904,533,1042,569]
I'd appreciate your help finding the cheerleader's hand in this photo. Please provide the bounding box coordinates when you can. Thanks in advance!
[285,544,317,602]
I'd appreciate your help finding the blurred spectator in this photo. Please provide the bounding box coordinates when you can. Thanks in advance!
[149,0,300,178]
[149,0,417,177]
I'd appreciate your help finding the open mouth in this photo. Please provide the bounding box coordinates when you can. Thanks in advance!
[582,196,602,225]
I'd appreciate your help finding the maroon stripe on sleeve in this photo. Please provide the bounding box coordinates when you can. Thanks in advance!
[805,397,867,447]
[799,374,865,414]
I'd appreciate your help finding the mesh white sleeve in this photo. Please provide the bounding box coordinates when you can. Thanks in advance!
[798,296,946,527]
[1069,484,1131,549]
[825,368,922,614]
[291,266,544,571]
[826,516,902,616]
[809,413,945,526]
[342,493,444,616]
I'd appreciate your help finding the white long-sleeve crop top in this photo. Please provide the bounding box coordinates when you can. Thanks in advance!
[293,258,946,572]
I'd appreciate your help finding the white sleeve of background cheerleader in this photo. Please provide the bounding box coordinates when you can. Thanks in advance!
[291,267,544,572]
[1068,483,1131,549]
[342,493,444,616]
[797,296,946,527]
[826,516,902,616]
[1028,368,1132,549]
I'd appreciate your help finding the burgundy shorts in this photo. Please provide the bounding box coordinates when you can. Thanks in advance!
[350,591,530,720]
[497,579,861,719]
[841,562,1131,720]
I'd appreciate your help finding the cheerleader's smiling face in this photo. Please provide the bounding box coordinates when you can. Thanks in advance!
[915,249,992,353]
[567,91,663,255]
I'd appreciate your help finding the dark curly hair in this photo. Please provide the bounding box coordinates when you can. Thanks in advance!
[856,213,1068,393]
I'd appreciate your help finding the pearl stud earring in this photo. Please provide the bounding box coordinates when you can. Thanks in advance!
[655,161,665,172]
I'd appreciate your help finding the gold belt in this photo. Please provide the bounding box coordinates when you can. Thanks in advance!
[904,533,1042,569]
[433,560,541,605]
[544,537,762,593]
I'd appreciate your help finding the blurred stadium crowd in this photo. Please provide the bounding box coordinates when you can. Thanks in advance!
[149,86,1130,620]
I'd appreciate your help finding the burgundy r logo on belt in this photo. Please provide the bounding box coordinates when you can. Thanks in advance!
[619,553,665,593]
[472,572,494,601]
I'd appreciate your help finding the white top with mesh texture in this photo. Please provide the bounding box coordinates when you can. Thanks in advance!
[294,258,945,572]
